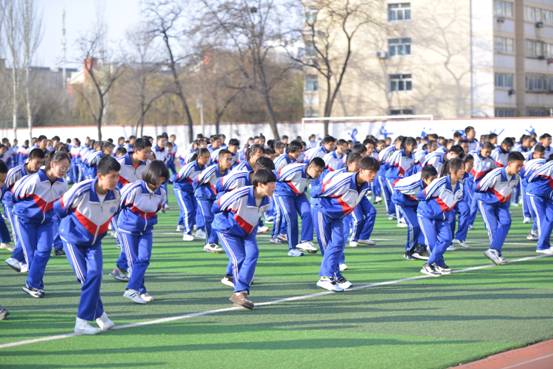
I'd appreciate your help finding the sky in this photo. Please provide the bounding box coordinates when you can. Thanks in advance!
[33,0,143,69]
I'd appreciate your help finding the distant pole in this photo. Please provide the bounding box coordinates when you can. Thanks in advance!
[61,8,67,88]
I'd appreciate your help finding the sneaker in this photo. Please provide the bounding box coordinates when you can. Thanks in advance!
[140,293,155,303]
[264,216,274,224]
[287,248,304,257]
[277,234,288,242]
[22,284,44,298]
[396,222,408,228]
[19,263,28,273]
[374,196,383,204]
[453,239,470,249]
[0,306,8,320]
[536,248,553,255]
[357,239,376,246]
[220,275,235,288]
[404,252,416,260]
[5,257,21,272]
[484,249,507,265]
[74,318,101,335]
[527,231,539,241]
[420,263,441,277]
[349,240,359,247]
[296,241,318,254]
[123,289,147,304]
[435,264,452,275]
[316,277,344,292]
[411,249,429,261]
[257,226,270,234]
[269,237,283,244]
[95,312,115,331]
[194,229,206,239]
[339,263,348,272]
[109,268,129,282]
[0,243,13,251]
[54,249,65,256]
[203,243,223,253]
[523,217,531,224]
[336,276,352,290]
[182,233,195,242]
[176,225,184,232]
[387,215,396,221]
[229,292,254,310]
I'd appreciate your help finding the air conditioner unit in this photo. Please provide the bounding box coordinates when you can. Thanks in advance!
[538,55,546,60]
[496,16,505,23]
[377,51,388,59]
[547,58,553,65]
[536,21,544,28]
[508,89,515,96]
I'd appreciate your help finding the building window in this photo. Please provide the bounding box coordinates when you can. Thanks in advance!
[494,0,513,17]
[388,38,411,56]
[495,37,514,54]
[527,107,551,116]
[495,108,517,117]
[305,8,318,24]
[304,41,316,57]
[388,3,411,21]
[524,39,553,58]
[525,6,553,26]
[305,75,318,91]
[389,74,412,91]
[525,73,552,92]
[494,73,514,89]
[390,108,414,115]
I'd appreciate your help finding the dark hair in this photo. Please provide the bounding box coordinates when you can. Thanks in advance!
[540,133,552,140]
[421,165,438,180]
[346,152,363,166]
[402,137,417,149]
[350,143,367,155]
[0,160,7,174]
[134,138,152,151]
[448,144,465,159]
[287,140,303,153]
[501,137,514,147]
[481,142,495,151]
[448,158,464,173]
[254,156,275,171]
[143,160,169,185]
[228,138,240,147]
[358,156,380,172]
[465,126,475,134]
[97,155,121,175]
[321,135,337,144]
[102,141,115,151]
[197,148,210,158]
[252,169,276,187]
[508,151,525,163]
[28,148,45,160]
[534,144,546,154]
[115,147,127,156]
[247,144,265,160]
[309,157,325,169]
[218,149,232,159]
[45,151,70,170]
[464,154,474,163]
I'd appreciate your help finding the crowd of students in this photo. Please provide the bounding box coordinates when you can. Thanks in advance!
[0,126,551,333]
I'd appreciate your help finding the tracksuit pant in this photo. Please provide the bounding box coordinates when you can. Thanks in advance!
[521,181,532,219]
[418,213,454,267]
[312,203,345,266]
[13,216,53,290]
[274,194,313,250]
[454,197,471,242]
[271,194,287,239]
[314,208,346,278]
[197,199,217,244]
[478,200,511,254]
[378,176,395,217]
[217,231,258,293]
[4,205,25,262]
[396,204,420,252]
[52,216,63,252]
[174,188,196,235]
[350,197,376,242]
[120,231,152,294]
[528,194,553,251]
[63,239,104,321]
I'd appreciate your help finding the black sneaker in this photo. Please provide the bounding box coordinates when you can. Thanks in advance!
[0,306,8,320]
[420,263,441,277]
[54,249,65,256]
[412,245,429,261]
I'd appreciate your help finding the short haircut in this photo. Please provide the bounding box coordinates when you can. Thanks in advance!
[540,133,552,140]
[508,151,525,163]
[97,155,121,175]
[350,143,367,155]
[28,148,45,160]
[309,157,325,169]
[402,137,417,148]
[287,140,303,153]
[321,135,337,144]
[0,160,7,174]
[228,138,240,147]
[247,144,265,160]
[336,139,348,146]
[252,169,276,187]
[421,165,438,180]
[534,144,545,154]
[448,144,465,158]
[464,154,474,163]
[465,126,475,134]
[134,138,152,151]
[197,148,210,157]
[481,142,495,151]
[501,137,514,147]
[448,158,464,173]
[254,156,275,171]
[358,156,380,172]
[346,152,363,166]
[45,151,70,170]
[143,160,170,184]
[218,149,232,159]
[115,147,127,156]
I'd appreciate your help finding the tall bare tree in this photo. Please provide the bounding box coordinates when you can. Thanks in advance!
[4,0,22,139]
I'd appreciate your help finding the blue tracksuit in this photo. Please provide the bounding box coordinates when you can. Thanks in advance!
[272,154,295,239]
[454,173,474,242]
[3,164,30,263]
[54,179,120,320]
[469,154,497,226]
[526,161,553,251]
[174,161,205,235]
[417,176,462,267]
[392,172,426,252]
[475,168,519,254]
[118,180,166,294]
[521,158,545,229]
[213,186,270,293]
[12,169,67,290]
[194,164,228,245]
[377,146,396,216]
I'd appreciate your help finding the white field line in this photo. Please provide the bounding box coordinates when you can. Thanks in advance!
[0,254,549,350]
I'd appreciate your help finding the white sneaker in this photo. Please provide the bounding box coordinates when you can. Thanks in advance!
[75,318,101,335]
[257,225,270,234]
[19,263,28,273]
[203,243,223,253]
[123,289,147,304]
[536,248,553,255]
[484,249,507,265]
[527,231,539,241]
[296,241,318,254]
[140,293,155,303]
[523,217,531,224]
[357,239,376,246]
[339,263,348,272]
[446,245,456,251]
[0,243,13,251]
[336,277,352,290]
[287,248,304,257]
[176,225,184,232]
[5,257,21,272]
[435,264,452,275]
[374,196,382,204]
[194,229,206,239]
[316,277,344,292]
[95,312,115,331]
[453,239,469,249]
[182,234,195,242]
[396,222,408,228]
[220,275,235,288]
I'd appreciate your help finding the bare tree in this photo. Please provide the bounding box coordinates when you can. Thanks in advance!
[4,0,22,139]
[21,0,43,140]
[145,0,195,142]
[288,0,379,135]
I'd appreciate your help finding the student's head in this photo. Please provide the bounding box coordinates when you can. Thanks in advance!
[335,139,348,154]
[196,148,211,166]
[247,144,265,165]
[448,158,465,182]
[0,160,8,186]
[157,135,167,148]
[464,154,474,174]
[402,137,417,154]
[321,136,337,152]
[488,133,498,145]
[506,152,525,176]
[252,169,276,197]
[533,144,545,159]
[97,156,121,191]
[307,157,325,179]
[253,156,275,172]
[540,133,552,147]
[218,149,234,171]
[115,147,127,158]
[26,148,46,172]
[447,145,465,160]
[45,151,70,179]
[287,140,303,159]
[346,152,363,172]
[465,126,476,140]
[102,141,115,156]
[133,138,152,161]
[143,160,170,191]
[480,142,494,158]
[421,165,438,185]
[357,156,379,183]
[501,137,514,152]
[37,135,48,150]
[227,138,240,153]
[351,142,367,156]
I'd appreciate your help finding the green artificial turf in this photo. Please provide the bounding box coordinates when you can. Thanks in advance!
[1,188,552,369]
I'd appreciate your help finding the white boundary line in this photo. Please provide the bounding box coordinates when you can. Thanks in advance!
[0,254,548,350]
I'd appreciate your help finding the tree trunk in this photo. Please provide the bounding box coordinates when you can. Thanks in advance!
[25,66,32,140]
[11,67,18,140]
[258,64,279,139]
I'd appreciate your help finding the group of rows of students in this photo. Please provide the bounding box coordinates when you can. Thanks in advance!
[1,127,553,333]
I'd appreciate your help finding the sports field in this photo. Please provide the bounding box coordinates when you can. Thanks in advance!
[1,189,552,369]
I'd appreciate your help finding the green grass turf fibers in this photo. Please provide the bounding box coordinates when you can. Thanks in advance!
[1,187,552,369]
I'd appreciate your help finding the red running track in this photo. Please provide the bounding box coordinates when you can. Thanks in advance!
[451,339,553,369]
